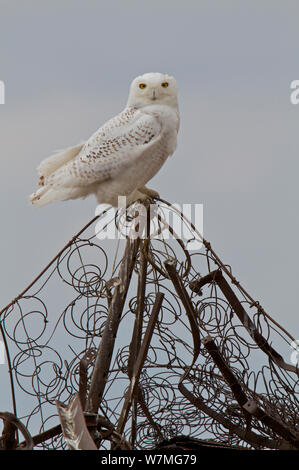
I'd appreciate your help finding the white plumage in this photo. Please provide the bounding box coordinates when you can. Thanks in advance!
[30,72,180,208]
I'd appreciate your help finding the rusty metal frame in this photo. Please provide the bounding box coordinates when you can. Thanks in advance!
[0,200,298,450]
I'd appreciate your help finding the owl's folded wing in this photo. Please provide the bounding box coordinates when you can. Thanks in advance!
[46,108,162,188]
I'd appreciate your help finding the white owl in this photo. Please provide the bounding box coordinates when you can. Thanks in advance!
[30,72,180,208]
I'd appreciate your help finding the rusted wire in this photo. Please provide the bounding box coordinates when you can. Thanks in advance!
[0,199,298,450]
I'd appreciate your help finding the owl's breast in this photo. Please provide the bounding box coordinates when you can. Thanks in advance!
[96,105,179,200]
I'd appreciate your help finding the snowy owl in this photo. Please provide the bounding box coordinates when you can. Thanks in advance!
[30,72,179,208]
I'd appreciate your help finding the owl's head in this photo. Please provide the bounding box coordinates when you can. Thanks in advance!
[127,72,178,108]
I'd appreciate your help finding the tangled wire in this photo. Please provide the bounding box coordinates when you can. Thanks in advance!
[0,198,298,450]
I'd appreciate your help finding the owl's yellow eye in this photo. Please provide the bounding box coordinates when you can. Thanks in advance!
[161,82,169,88]
[139,83,147,89]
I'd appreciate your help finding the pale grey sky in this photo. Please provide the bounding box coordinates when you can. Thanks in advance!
[0,0,299,415]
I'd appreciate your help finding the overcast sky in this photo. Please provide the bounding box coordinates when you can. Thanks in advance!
[0,0,299,415]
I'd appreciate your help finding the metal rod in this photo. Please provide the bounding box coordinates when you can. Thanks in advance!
[128,239,148,446]
[0,412,33,450]
[116,292,164,435]
[178,382,279,449]
[86,234,141,413]
[243,400,299,449]
[164,258,201,361]
[202,335,249,408]
[86,204,149,414]
[190,269,299,375]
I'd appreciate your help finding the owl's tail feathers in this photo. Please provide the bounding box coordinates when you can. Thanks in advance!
[29,186,60,207]
[29,185,92,207]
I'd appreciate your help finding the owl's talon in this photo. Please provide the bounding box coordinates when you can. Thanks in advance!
[138,186,160,199]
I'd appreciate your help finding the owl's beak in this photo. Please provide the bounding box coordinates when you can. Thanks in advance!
[151,89,157,101]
